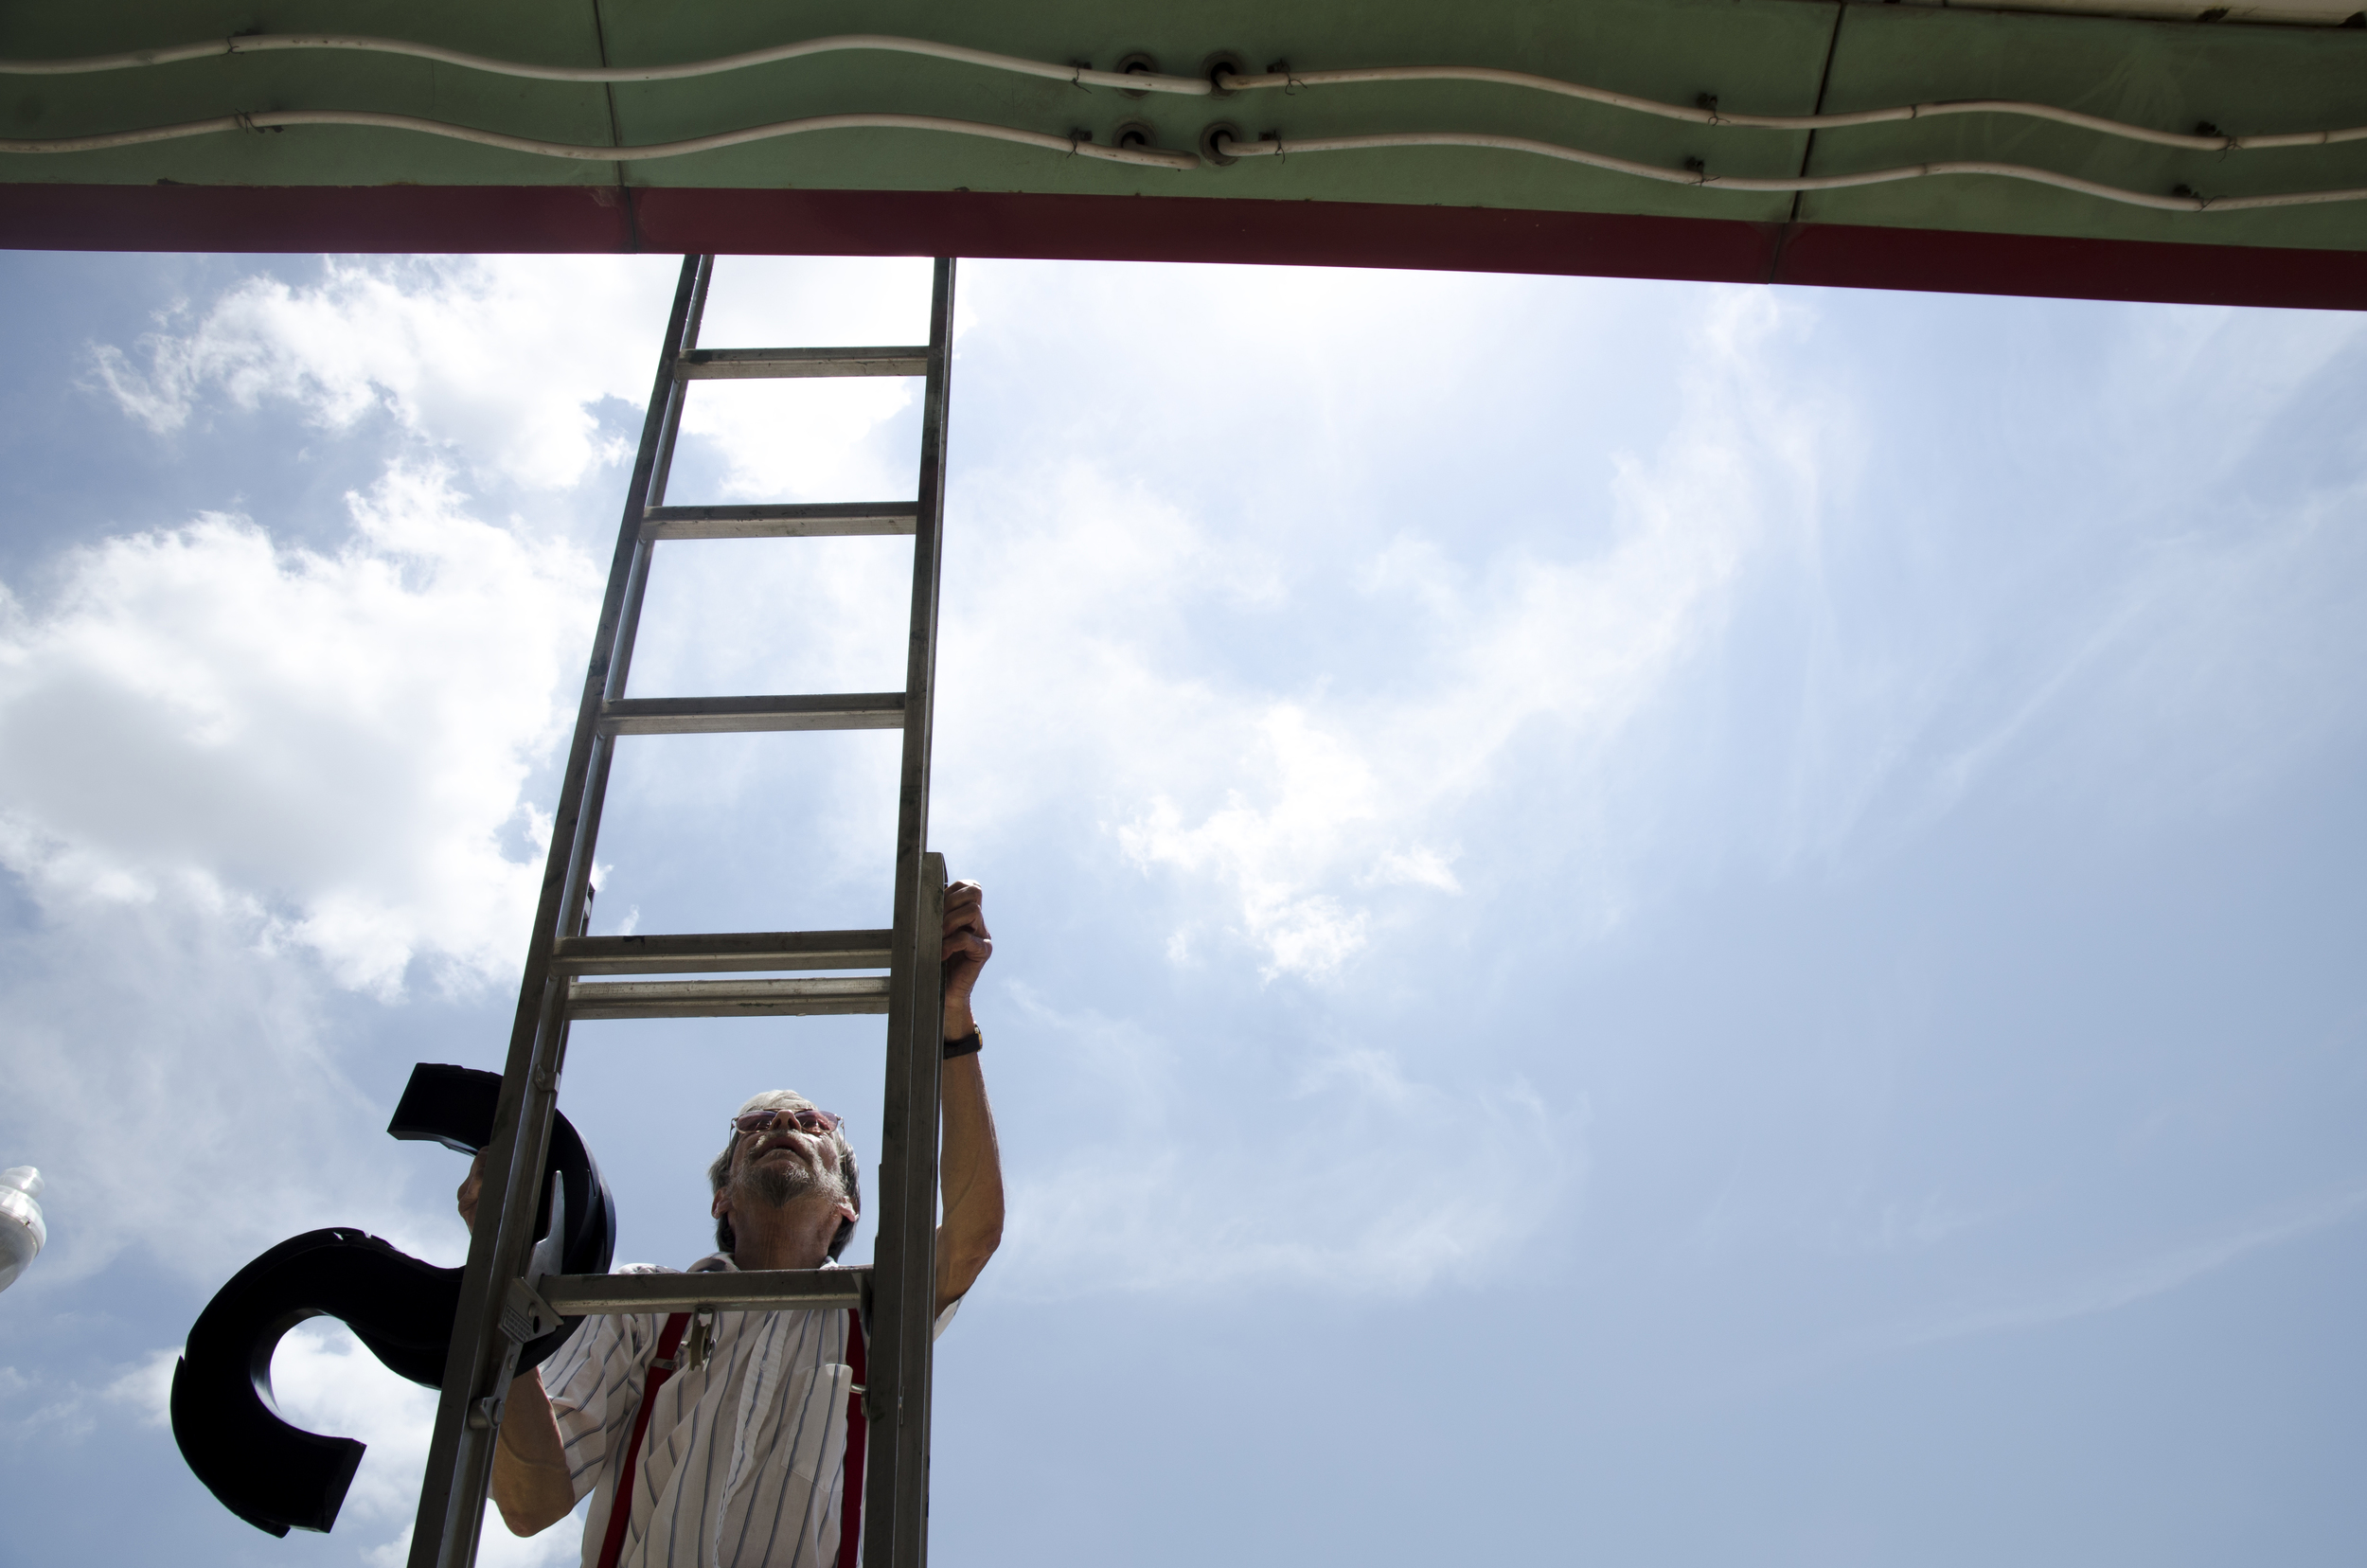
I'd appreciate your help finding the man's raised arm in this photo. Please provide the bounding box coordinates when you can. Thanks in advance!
[935,880,1006,1318]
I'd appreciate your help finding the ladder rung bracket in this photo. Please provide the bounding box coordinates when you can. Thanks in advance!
[678,347,928,380]
[599,694,905,735]
[566,975,893,1020]
[554,930,894,976]
[541,1266,866,1315]
[642,503,919,541]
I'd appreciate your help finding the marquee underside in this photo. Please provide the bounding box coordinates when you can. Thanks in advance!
[5,0,2363,307]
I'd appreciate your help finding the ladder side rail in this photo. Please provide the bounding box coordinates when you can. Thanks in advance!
[570,256,713,897]
[863,256,959,1568]
[889,258,963,1568]
[866,862,946,1568]
[640,271,704,517]
[406,254,708,1568]
[894,860,948,1568]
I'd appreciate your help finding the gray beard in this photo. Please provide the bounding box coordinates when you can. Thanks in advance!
[736,1159,840,1211]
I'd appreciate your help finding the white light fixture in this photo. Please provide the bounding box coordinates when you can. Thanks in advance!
[0,1167,45,1292]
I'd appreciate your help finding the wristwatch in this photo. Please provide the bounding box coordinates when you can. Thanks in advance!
[942,1025,983,1060]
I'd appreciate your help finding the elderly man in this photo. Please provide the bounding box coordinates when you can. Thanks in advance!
[457,882,1006,1568]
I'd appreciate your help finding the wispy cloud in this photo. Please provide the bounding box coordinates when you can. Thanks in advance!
[1879,1185,2367,1353]
[1712,303,2367,867]
[991,984,1576,1298]
[0,1361,101,1443]
[1905,486,2367,837]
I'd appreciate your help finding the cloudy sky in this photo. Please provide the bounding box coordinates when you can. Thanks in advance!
[1,244,2362,1567]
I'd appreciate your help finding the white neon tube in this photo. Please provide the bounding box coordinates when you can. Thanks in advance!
[1213,131,2367,212]
[0,110,1201,169]
[0,32,1219,94]
[1214,67,2367,153]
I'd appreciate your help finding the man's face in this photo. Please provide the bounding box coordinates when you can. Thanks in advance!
[719,1102,852,1226]
[732,1114,840,1198]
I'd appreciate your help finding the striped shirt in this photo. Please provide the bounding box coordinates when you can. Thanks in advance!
[541,1255,954,1568]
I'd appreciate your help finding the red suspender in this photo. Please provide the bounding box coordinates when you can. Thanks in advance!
[837,1308,867,1568]
[593,1310,691,1568]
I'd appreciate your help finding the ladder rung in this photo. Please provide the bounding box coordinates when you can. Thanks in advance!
[599,694,905,735]
[678,347,928,380]
[641,503,918,541]
[566,975,892,1020]
[541,1266,865,1315]
[553,930,893,975]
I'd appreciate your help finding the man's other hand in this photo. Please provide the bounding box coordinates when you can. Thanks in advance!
[942,880,991,1040]
[456,1151,487,1234]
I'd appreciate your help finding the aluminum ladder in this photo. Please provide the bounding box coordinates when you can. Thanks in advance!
[407,254,957,1568]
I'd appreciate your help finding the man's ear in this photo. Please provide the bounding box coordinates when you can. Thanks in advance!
[835,1200,858,1228]
[711,1187,731,1221]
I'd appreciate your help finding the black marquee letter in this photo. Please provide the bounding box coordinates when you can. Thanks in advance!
[169,1064,614,1536]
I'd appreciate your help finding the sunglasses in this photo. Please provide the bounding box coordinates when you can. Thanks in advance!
[730,1107,845,1139]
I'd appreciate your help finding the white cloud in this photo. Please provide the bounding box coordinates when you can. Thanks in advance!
[939,287,1813,978]
[68,253,1797,997]
[0,458,602,1281]
[104,1347,177,1428]
[0,254,953,1297]
[667,255,938,507]
[0,462,597,998]
[672,377,917,508]
[88,256,680,491]
[1117,707,1385,979]
[83,253,945,505]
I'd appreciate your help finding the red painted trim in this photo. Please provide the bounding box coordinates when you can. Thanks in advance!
[2,182,2361,311]
[1774,220,2367,312]
[0,182,636,254]
[632,187,1778,285]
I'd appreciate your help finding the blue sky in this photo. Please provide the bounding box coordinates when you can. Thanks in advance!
[0,247,2362,1567]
